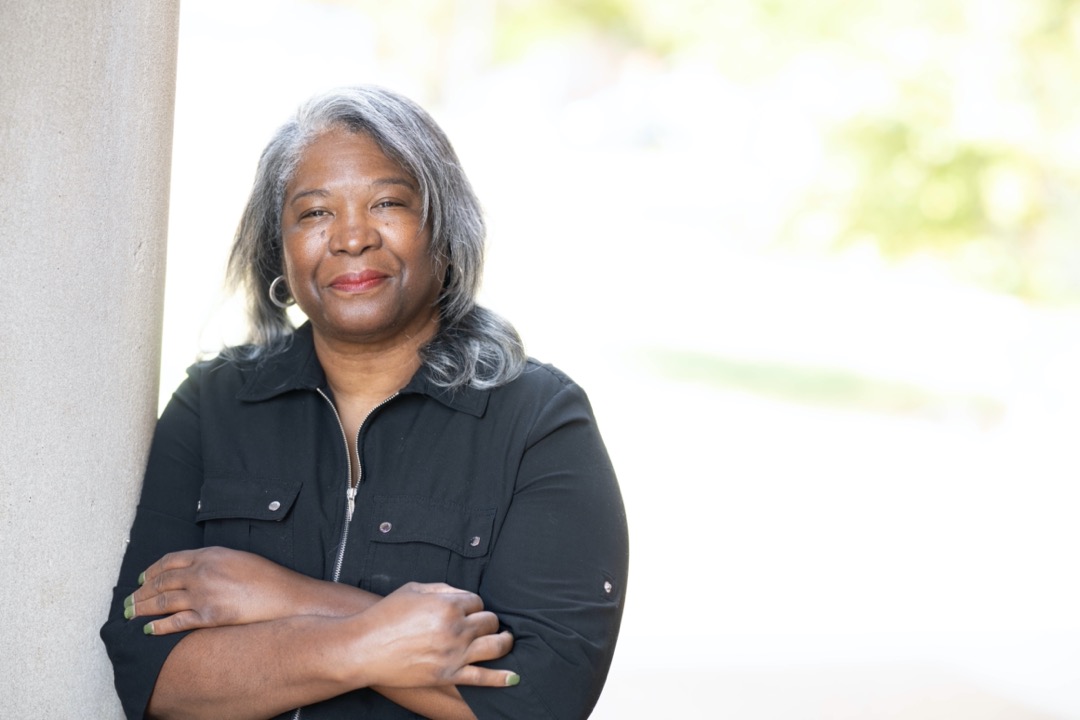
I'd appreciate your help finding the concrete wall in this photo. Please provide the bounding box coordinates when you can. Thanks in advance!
[0,1,179,716]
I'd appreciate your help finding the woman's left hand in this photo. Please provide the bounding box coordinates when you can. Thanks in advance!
[125,546,343,635]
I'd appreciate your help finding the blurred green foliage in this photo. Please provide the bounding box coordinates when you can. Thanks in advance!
[331,0,1080,302]
[641,347,1003,422]
[493,0,1080,301]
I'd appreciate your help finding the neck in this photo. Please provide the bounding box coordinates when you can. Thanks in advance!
[312,318,437,402]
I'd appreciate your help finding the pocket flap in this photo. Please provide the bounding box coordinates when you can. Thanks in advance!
[196,476,302,523]
[368,495,496,558]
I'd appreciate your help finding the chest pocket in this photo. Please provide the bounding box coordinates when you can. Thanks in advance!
[196,476,303,569]
[364,495,496,596]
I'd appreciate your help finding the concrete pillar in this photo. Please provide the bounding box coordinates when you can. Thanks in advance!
[0,1,179,716]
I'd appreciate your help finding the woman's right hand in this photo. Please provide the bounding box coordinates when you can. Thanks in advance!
[347,582,517,690]
[127,546,357,634]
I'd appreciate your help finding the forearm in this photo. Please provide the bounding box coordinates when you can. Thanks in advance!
[149,620,478,720]
[374,686,476,720]
[146,610,479,720]
[148,615,354,720]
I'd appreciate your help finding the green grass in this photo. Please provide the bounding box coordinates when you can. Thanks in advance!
[639,348,1003,422]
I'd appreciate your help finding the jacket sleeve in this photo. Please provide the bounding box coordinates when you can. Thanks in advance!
[458,378,630,720]
[99,366,206,719]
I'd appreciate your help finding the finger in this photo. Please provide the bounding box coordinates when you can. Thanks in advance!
[463,630,514,665]
[440,590,485,617]
[416,582,474,596]
[462,610,500,638]
[141,609,204,636]
[126,589,191,621]
[451,664,521,688]
[129,565,192,608]
[139,549,198,589]
[398,583,484,616]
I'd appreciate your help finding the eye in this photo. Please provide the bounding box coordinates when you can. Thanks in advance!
[374,199,404,209]
[300,208,330,219]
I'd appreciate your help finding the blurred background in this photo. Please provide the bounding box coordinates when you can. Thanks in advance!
[162,0,1080,717]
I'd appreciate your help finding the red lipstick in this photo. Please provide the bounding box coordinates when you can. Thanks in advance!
[329,270,388,293]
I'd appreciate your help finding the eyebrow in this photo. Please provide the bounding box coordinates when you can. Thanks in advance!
[287,177,417,207]
[371,176,417,191]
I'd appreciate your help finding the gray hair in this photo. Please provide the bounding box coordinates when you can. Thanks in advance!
[225,85,526,390]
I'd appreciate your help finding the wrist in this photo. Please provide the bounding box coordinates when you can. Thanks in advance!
[275,614,371,696]
[292,575,380,618]
[331,611,384,689]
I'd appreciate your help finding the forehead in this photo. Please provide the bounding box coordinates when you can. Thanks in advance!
[290,127,413,185]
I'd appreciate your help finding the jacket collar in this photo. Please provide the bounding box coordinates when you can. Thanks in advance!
[235,323,489,418]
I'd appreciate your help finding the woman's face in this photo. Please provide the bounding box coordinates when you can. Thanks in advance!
[280,127,442,348]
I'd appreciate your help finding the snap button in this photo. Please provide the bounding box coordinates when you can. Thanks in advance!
[268,501,281,511]
[196,500,201,511]
[379,522,392,533]
[469,536,481,547]
[603,581,613,594]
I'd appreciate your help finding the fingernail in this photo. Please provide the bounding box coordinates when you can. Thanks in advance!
[143,622,155,635]
[505,673,520,687]
[124,605,135,620]
[137,572,145,586]
[123,593,135,608]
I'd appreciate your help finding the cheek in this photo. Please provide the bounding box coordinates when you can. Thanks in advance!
[279,239,297,281]
[417,249,444,291]
[281,233,319,276]
[427,258,448,302]
[418,235,443,278]
[280,240,316,303]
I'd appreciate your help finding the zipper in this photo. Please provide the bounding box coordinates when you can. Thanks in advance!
[316,387,355,583]
[318,389,399,581]
[290,390,399,720]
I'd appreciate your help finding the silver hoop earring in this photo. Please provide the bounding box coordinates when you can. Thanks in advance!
[268,275,293,309]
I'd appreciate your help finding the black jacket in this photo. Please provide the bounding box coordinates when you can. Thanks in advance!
[101,323,628,719]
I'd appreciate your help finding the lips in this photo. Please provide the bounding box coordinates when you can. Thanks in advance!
[329,270,389,293]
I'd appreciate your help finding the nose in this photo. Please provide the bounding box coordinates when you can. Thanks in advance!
[328,208,380,255]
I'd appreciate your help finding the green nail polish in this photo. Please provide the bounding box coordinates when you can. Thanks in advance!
[143,622,155,635]
[505,673,520,687]
[124,593,134,608]
[124,605,135,620]
[137,572,145,586]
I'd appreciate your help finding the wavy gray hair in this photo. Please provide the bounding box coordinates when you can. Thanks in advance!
[225,85,526,390]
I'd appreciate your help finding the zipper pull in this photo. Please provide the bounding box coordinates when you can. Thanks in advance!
[346,486,357,523]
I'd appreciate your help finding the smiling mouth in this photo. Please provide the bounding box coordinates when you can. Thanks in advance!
[329,270,389,293]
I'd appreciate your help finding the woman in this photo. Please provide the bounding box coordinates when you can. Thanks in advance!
[100,85,628,720]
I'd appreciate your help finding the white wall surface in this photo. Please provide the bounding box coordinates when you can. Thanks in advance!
[0,2,179,716]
